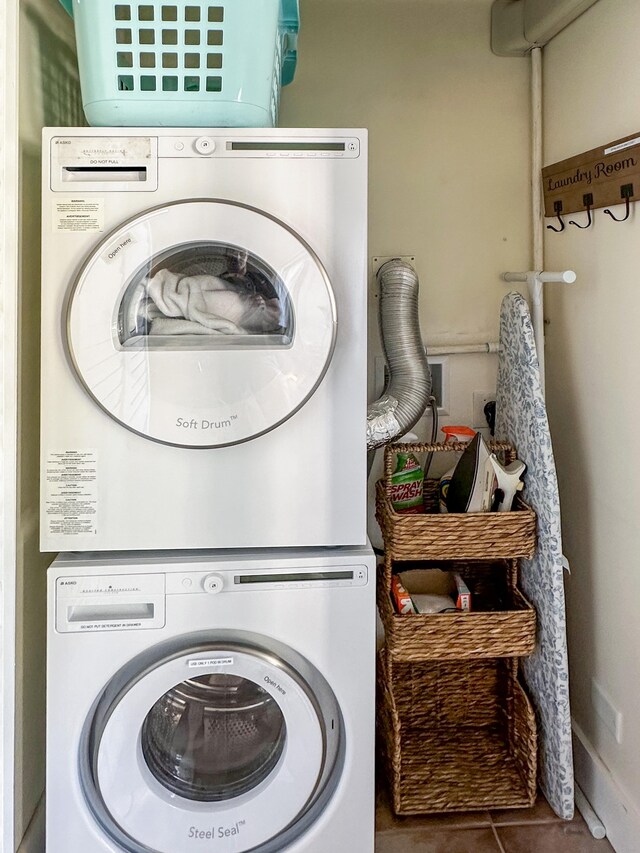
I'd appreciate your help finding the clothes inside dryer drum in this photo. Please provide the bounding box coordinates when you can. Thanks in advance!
[144,271,283,336]
[118,242,294,343]
[141,673,287,801]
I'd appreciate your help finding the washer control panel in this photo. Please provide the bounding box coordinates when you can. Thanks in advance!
[164,564,369,594]
[54,563,369,631]
[55,574,166,633]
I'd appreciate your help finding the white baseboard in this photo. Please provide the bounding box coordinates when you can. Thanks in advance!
[572,720,640,853]
[16,795,44,853]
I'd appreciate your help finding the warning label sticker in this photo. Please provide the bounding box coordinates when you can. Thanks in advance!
[53,198,104,233]
[45,450,98,537]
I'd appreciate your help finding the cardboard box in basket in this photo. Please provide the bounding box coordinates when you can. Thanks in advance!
[398,568,471,613]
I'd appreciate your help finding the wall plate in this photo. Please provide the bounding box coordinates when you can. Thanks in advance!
[428,358,448,416]
[371,255,416,277]
[591,679,623,744]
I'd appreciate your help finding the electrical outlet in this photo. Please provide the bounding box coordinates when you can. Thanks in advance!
[472,391,496,429]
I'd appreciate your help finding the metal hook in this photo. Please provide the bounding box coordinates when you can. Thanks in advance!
[546,200,565,232]
[604,183,633,222]
[569,193,593,229]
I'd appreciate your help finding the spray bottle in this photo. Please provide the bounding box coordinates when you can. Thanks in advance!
[389,431,424,514]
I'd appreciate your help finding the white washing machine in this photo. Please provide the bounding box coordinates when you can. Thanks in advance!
[40,127,368,552]
[47,546,376,853]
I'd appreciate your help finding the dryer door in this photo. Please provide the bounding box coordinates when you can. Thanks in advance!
[80,633,344,853]
[67,200,336,447]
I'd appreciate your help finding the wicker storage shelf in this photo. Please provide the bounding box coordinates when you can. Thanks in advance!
[376,442,536,561]
[378,559,536,662]
[378,654,537,814]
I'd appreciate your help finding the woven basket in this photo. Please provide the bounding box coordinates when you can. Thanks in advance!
[377,654,537,814]
[376,442,536,561]
[378,559,536,662]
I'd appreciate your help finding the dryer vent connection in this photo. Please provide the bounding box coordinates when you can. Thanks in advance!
[367,259,431,450]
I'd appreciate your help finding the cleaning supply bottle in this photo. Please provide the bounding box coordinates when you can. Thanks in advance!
[389,451,424,514]
[441,425,476,444]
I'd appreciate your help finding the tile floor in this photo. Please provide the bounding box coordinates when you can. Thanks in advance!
[375,784,616,852]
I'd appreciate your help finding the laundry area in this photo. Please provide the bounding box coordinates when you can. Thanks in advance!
[0,0,639,851]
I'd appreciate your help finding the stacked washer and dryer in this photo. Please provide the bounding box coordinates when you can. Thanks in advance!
[41,128,375,852]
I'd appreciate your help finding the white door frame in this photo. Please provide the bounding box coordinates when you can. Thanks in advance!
[0,0,20,849]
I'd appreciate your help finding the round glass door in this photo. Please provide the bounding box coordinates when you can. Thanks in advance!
[141,673,287,802]
[80,635,344,853]
[67,200,336,447]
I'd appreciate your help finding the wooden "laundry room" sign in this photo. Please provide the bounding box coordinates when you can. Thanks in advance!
[542,131,640,215]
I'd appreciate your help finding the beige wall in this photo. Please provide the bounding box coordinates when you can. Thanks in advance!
[16,0,80,845]
[280,0,530,434]
[543,0,640,814]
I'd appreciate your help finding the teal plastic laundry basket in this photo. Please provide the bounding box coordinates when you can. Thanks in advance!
[59,0,299,127]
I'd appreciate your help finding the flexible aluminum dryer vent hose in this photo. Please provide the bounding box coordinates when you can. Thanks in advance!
[366,259,432,450]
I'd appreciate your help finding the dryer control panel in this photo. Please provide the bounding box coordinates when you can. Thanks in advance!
[50,132,361,193]
[158,135,362,158]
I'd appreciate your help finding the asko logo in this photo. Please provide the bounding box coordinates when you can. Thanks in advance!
[59,580,77,586]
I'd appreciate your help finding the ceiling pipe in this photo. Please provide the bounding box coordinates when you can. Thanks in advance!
[492,0,601,56]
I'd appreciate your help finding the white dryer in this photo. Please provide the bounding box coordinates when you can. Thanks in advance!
[46,546,376,853]
[40,128,367,551]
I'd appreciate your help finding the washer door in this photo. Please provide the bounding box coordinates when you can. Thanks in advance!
[67,200,336,447]
[80,632,344,853]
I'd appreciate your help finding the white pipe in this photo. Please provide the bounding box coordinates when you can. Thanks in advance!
[539,270,576,283]
[426,342,499,356]
[502,270,575,391]
[531,45,545,394]
[575,784,606,840]
[503,270,576,285]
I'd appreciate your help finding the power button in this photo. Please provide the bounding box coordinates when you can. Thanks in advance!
[194,136,215,155]
[203,574,224,594]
